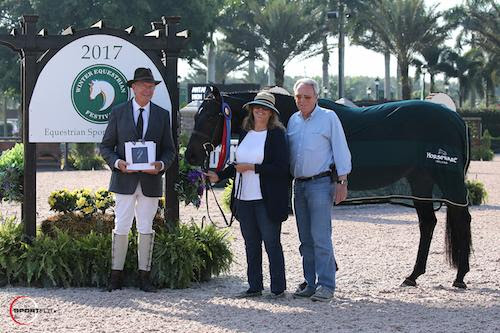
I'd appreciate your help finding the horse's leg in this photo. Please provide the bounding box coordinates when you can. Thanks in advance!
[402,201,437,287]
[446,205,472,289]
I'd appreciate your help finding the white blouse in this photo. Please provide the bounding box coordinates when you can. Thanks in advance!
[234,130,267,200]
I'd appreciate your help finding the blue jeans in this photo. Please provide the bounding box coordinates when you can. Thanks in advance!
[236,199,286,294]
[293,177,336,291]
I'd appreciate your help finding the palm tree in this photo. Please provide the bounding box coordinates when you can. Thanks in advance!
[437,49,483,107]
[412,43,448,93]
[353,0,445,100]
[251,0,326,86]
[218,0,264,83]
[189,41,246,84]
[348,0,393,99]
[446,0,499,106]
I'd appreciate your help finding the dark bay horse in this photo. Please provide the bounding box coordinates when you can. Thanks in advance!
[185,87,472,289]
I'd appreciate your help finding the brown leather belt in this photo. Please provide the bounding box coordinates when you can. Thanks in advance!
[295,171,332,183]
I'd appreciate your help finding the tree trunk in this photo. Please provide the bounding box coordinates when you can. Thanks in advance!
[399,58,411,100]
[384,51,390,100]
[268,54,275,86]
[248,50,256,83]
[396,62,402,99]
[486,78,494,107]
[207,38,216,83]
[459,78,465,107]
[430,74,435,93]
[322,37,329,98]
[274,61,285,87]
[470,87,476,107]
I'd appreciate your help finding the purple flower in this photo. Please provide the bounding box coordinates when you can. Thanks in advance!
[197,185,204,196]
[187,170,202,183]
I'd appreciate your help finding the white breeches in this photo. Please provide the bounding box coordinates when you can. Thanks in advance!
[113,183,159,235]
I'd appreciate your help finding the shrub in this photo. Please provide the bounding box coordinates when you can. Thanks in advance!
[1,220,233,289]
[0,143,23,202]
[471,130,494,161]
[68,143,106,170]
[48,189,77,213]
[466,180,488,205]
[94,188,115,214]
[190,223,233,282]
[75,189,96,216]
[459,108,500,137]
[0,215,24,286]
[222,179,233,213]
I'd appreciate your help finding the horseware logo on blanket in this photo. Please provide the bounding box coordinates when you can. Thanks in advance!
[71,64,129,124]
[426,149,458,165]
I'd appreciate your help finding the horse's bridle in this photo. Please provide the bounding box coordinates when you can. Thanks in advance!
[194,94,236,228]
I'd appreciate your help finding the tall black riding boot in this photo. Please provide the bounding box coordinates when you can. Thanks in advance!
[138,232,156,292]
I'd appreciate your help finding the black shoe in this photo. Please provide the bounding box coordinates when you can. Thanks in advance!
[234,289,262,299]
[107,270,123,292]
[138,270,157,293]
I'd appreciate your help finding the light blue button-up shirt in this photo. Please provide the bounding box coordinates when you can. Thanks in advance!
[287,104,352,178]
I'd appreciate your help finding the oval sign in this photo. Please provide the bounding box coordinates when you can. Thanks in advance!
[29,34,171,142]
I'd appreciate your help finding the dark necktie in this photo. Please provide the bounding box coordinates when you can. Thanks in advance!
[136,108,144,140]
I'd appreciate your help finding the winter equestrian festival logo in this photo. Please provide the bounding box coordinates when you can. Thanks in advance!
[71,64,129,124]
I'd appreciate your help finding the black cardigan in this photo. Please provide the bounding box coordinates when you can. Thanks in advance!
[217,127,290,223]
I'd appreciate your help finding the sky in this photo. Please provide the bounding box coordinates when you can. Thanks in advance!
[178,0,463,80]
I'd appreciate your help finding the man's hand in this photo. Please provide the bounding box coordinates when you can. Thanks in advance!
[334,183,348,205]
[142,161,163,175]
[117,159,137,173]
[235,163,254,173]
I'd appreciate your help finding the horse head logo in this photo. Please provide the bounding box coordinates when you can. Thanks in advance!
[89,80,116,112]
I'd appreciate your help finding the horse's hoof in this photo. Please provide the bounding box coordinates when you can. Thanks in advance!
[401,278,417,287]
[452,281,467,289]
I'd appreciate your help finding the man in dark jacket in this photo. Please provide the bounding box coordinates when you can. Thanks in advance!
[100,68,176,292]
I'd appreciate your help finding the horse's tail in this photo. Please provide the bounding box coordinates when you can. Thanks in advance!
[445,205,472,268]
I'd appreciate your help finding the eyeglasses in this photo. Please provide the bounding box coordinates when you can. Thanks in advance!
[294,94,315,100]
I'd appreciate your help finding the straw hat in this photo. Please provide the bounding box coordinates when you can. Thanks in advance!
[243,91,280,114]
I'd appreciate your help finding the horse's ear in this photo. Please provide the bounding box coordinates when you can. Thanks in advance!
[211,86,222,103]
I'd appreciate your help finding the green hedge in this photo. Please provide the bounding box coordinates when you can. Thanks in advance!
[0,215,233,289]
[0,143,23,202]
[458,108,500,137]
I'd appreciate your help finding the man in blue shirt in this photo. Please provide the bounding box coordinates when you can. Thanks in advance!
[287,78,351,301]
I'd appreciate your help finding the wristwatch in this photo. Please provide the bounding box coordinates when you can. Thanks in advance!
[336,179,348,185]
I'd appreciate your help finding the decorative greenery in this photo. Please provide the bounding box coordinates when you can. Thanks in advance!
[0,217,233,289]
[0,214,24,286]
[459,109,500,137]
[175,147,205,208]
[0,143,23,202]
[48,189,77,213]
[67,143,106,170]
[471,130,494,161]
[75,189,97,216]
[48,188,115,215]
[222,179,233,213]
[94,188,115,214]
[190,223,233,282]
[466,179,488,205]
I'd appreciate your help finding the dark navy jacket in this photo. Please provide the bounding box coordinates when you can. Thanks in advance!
[217,127,290,223]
